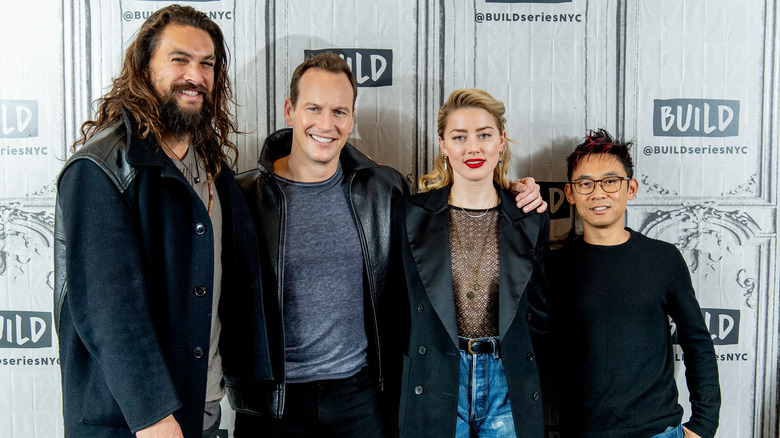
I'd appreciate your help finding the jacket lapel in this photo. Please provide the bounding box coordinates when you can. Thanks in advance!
[405,188,460,348]
[405,187,541,344]
[497,189,539,338]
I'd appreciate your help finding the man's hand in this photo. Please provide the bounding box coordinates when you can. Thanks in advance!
[510,177,548,213]
[683,426,701,438]
[136,415,183,438]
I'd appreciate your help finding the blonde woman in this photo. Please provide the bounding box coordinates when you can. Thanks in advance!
[393,89,549,437]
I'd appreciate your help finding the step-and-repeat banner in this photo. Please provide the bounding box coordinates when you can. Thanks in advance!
[0,1,777,436]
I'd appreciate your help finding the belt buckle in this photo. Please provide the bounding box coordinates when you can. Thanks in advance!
[467,339,478,355]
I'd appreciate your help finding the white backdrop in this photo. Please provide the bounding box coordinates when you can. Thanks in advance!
[0,1,777,437]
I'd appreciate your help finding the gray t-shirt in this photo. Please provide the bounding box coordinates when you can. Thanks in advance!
[275,163,368,383]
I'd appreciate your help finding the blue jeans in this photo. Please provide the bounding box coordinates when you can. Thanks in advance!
[456,338,516,438]
[651,425,684,438]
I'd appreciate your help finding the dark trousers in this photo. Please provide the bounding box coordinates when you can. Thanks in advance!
[233,367,390,438]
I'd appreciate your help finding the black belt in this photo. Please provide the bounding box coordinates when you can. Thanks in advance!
[458,337,499,355]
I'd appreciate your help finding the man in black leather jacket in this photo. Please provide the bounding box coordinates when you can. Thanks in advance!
[229,52,546,437]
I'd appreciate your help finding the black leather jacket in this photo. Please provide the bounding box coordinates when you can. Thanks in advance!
[228,128,410,418]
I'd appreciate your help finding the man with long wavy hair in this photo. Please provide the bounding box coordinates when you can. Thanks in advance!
[54,5,271,437]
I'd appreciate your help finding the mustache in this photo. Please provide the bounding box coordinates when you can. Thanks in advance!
[169,82,212,103]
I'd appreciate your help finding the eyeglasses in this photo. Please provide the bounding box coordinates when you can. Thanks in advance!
[569,177,631,195]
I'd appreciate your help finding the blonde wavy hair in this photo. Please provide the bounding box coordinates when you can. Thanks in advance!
[418,88,512,192]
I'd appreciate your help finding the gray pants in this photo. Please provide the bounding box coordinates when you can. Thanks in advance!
[202,401,222,438]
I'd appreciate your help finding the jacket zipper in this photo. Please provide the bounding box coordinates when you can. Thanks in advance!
[269,172,288,417]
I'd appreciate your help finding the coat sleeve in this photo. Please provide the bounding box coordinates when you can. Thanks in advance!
[58,159,181,432]
[527,212,551,336]
[667,249,720,438]
[376,194,412,431]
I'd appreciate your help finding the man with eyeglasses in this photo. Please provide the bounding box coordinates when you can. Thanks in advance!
[544,129,720,438]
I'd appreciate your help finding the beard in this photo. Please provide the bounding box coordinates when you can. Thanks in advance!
[159,82,214,141]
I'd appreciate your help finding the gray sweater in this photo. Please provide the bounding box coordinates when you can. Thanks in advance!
[275,163,367,383]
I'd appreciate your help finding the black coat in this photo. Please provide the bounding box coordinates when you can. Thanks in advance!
[54,115,272,437]
[393,186,549,438]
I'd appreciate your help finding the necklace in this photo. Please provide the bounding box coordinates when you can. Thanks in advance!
[449,190,498,218]
[450,209,495,308]
[161,139,201,184]
[202,155,214,216]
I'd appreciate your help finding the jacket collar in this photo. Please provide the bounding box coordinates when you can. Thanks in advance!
[257,128,379,179]
[120,109,169,169]
[64,109,230,193]
[121,110,237,188]
[119,109,233,182]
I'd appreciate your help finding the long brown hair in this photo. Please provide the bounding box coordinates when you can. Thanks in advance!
[72,4,238,177]
[419,88,512,192]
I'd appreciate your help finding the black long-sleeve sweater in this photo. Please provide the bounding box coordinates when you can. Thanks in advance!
[547,229,720,438]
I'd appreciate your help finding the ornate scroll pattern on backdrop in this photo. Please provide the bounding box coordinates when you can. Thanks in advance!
[640,173,678,196]
[0,188,55,290]
[722,174,759,197]
[637,201,761,308]
[736,269,758,309]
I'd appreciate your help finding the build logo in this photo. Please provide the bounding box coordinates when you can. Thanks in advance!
[540,182,570,220]
[653,98,739,137]
[671,308,739,346]
[0,311,52,349]
[0,100,38,138]
[305,49,392,87]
